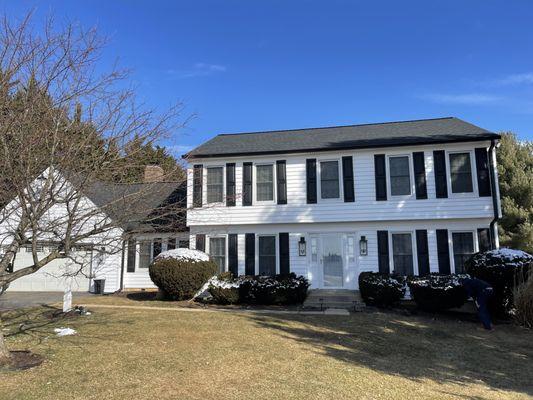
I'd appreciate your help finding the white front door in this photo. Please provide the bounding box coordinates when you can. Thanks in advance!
[321,234,344,288]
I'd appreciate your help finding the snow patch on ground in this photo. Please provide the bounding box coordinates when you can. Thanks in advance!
[155,248,210,262]
[54,327,77,336]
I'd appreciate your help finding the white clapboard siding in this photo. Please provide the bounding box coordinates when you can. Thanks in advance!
[186,141,495,226]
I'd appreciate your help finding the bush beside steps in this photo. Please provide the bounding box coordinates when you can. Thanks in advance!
[200,272,310,305]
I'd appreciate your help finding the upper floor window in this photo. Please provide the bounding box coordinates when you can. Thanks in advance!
[389,156,411,196]
[256,164,274,201]
[320,160,340,199]
[206,167,223,203]
[449,153,473,193]
[452,232,474,273]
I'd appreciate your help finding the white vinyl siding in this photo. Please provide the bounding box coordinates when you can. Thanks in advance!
[206,167,224,203]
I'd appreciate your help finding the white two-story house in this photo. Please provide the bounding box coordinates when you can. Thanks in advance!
[185,117,501,290]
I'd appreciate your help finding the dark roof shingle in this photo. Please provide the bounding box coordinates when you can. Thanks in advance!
[185,117,499,159]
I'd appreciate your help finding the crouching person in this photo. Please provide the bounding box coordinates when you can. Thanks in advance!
[459,277,494,330]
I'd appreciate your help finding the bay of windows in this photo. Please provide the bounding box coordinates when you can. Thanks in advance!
[452,232,474,273]
[391,233,414,275]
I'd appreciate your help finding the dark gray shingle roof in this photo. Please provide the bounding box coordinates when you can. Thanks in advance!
[185,117,499,159]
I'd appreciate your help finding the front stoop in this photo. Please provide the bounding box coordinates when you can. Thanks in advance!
[303,289,366,312]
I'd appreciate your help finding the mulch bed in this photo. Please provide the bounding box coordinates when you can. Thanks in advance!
[0,350,44,371]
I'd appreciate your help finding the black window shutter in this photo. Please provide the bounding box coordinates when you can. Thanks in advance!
[228,234,238,275]
[196,234,206,252]
[193,165,203,207]
[153,239,162,258]
[477,228,492,252]
[374,155,387,201]
[413,152,428,199]
[415,230,430,275]
[306,159,317,204]
[433,151,448,198]
[242,162,253,206]
[226,163,236,206]
[475,148,492,197]
[436,229,451,274]
[377,231,390,273]
[276,160,287,205]
[126,239,136,272]
[279,233,290,275]
[342,156,355,202]
[245,233,255,275]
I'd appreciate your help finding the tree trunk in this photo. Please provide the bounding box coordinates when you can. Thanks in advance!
[0,315,11,365]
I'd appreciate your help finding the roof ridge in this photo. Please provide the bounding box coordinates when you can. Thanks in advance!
[217,117,457,137]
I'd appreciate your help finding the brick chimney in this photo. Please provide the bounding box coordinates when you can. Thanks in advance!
[144,165,165,183]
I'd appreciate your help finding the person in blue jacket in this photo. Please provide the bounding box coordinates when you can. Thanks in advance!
[460,277,494,330]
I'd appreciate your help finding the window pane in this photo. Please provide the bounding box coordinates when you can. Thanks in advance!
[259,236,276,275]
[209,237,226,272]
[452,232,474,273]
[256,165,274,201]
[139,241,151,268]
[178,240,190,249]
[449,153,473,193]
[127,240,136,270]
[320,161,340,199]
[153,239,162,258]
[206,167,223,203]
[389,156,411,196]
[392,233,413,275]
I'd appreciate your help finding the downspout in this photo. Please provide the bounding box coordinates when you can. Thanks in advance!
[119,238,126,292]
[488,139,500,249]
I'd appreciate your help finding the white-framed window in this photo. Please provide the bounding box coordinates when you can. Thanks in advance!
[451,231,475,274]
[206,166,224,203]
[139,241,152,268]
[311,237,318,263]
[388,155,412,196]
[390,232,415,275]
[209,237,226,273]
[346,235,356,263]
[258,235,277,275]
[255,164,275,202]
[448,151,474,194]
[319,160,341,200]
[178,240,190,249]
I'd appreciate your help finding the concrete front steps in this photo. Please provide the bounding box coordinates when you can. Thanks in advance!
[303,289,366,311]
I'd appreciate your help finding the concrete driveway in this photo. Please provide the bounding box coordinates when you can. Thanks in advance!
[0,291,94,310]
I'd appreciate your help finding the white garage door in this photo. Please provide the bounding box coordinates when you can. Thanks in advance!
[7,251,92,292]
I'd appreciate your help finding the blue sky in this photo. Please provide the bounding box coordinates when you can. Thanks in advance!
[2,1,533,155]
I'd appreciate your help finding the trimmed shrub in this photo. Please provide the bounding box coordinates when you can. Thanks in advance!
[205,273,309,305]
[408,274,468,311]
[514,274,533,328]
[149,256,218,300]
[465,249,533,317]
[358,272,406,307]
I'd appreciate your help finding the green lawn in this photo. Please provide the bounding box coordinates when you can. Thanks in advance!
[0,297,532,400]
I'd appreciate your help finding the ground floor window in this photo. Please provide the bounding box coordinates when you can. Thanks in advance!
[127,240,136,272]
[391,233,414,275]
[452,232,475,274]
[258,235,276,275]
[209,237,226,272]
[178,240,190,249]
[139,241,152,268]
[153,239,162,258]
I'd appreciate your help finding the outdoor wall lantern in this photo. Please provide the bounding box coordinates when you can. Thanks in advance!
[298,237,306,256]
[359,236,368,256]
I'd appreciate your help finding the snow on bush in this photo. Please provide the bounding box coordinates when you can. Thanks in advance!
[408,274,469,311]
[358,272,406,307]
[155,248,210,262]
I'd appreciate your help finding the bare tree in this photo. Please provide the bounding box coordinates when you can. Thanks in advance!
[0,12,185,364]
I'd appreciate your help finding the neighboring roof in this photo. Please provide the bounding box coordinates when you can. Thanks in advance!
[185,117,500,159]
[82,180,187,232]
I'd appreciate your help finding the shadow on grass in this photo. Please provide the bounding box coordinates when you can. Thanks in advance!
[250,310,533,396]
